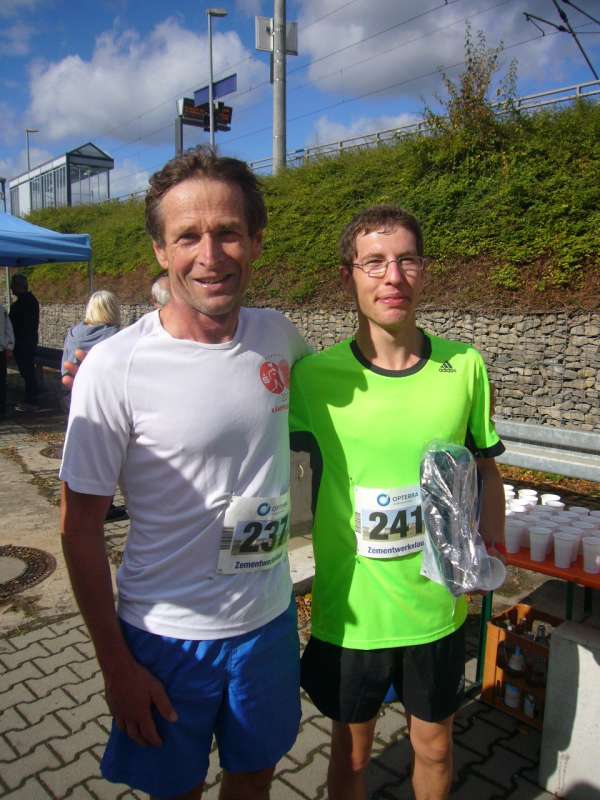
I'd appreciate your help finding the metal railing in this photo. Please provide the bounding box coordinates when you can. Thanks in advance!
[495,419,600,482]
[250,79,600,174]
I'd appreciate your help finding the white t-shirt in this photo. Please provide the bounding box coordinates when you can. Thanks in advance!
[60,308,310,639]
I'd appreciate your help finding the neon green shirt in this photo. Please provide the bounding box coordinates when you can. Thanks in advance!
[290,334,503,649]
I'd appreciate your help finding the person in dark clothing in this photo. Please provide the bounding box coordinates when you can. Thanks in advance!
[9,273,39,407]
[0,303,15,418]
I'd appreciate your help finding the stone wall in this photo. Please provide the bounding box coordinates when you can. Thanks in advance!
[40,305,600,431]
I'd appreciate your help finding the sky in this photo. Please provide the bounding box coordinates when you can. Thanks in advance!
[1,0,599,204]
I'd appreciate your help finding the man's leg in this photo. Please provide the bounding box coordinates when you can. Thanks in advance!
[328,718,377,800]
[151,784,204,800]
[219,766,275,800]
[408,713,454,800]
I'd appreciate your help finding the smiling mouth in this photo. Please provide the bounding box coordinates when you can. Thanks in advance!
[194,274,234,286]
[379,294,410,304]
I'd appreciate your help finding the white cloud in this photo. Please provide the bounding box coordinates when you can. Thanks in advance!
[109,157,150,199]
[234,0,264,15]
[1,21,35,55]
[0,101,20,147]
[296,0,594,102]
[26,17,268,144]
[0,0,42,17]
[0,145,54,181]
[309,112,421,147]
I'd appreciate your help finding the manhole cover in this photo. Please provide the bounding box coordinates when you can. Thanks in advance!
[0,545,57,600]
[40,444,63,460]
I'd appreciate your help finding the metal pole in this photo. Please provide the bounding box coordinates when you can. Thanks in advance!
[25,128,39,173]
[208,13,215,149]
[175,116,183,156]
[273,0,286,175]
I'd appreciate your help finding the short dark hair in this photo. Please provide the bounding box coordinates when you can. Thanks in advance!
[11,273,28,292]
[339,205,424,267]
[145,146,267,245]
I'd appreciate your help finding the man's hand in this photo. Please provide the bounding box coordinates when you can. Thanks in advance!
[104,657,178,747]
[62,349,87,390]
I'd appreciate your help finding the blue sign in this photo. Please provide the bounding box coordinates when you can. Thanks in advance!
[194,73,237,107]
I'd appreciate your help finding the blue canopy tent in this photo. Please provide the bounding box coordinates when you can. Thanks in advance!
[0,211,93,305]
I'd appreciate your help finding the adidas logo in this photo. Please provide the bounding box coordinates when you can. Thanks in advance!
[439,361,456,373]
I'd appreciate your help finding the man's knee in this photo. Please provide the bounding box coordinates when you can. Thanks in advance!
[409,718,453,766]
[330,721,375,775]
[222,766,275,796]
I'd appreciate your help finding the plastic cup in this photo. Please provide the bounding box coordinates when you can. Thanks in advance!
[509,500,531,513]
[568,506,589,516]
[582,537,600,574]
[576,520,597,533]
[503,483,514,493]
[518,489,538,500]
[544,500,565,510]
[553,532,578,568]
[505,524,525,554]
[529,528,553,561]
[541,493,561,505]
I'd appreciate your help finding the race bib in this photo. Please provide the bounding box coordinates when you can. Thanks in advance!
[217,493,290,574]
[354,485,424,559]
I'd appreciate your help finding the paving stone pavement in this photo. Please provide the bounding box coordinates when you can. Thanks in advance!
[0,379,563,799]
[0,610,561,800]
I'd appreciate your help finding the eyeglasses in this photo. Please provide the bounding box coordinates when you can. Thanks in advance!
[351,256,427,278]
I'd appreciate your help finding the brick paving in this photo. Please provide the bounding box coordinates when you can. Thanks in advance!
[0,388,560,799]
[0,608,560,799]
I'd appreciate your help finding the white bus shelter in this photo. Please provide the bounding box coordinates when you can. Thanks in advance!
[9,143,114,218]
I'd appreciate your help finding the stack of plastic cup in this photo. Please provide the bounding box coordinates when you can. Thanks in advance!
[544,499,565,511]
[529,525,554,562]
[505,519,528,554]
[518,489,538,504]
[541,493,561,505]
[582,537,600,574]
[568,505,589,516]
[553,531,579,568]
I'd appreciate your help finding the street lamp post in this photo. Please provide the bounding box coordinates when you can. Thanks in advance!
[25,128,39,173]
[207,8,227,149]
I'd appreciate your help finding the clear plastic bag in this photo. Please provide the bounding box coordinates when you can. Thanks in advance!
[419,441,505,596]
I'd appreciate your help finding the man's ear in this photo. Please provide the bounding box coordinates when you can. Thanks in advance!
[250,230,263,261]
[340,265,354,295]
[152,240,169,272]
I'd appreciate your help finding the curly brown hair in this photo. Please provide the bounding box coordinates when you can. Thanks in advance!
[145,146,267,245]
[339,205,423,267]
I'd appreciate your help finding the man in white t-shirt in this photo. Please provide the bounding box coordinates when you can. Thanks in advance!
[60,147,309,800]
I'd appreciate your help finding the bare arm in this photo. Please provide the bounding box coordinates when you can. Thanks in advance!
[61,349,86,390]
[61,483,177,746]
[476,457,505,549]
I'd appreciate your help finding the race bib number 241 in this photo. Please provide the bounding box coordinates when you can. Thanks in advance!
[354,485,424,559]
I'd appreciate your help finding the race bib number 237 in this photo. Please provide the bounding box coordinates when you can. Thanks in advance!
[217,493,290,574]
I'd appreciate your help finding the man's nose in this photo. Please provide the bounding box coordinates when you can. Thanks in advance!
[197,234,220,264]
[384,259,408,283]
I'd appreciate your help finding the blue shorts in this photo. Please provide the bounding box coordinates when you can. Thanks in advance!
[101,598,301,799]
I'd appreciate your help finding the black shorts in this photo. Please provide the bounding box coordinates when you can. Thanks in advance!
[301,624,465,724]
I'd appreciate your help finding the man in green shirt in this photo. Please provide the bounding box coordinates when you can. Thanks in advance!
[290,205,505,800]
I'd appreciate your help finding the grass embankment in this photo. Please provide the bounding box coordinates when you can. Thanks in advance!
[27,101,600,309]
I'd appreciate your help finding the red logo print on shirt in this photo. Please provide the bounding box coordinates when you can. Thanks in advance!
[260,359,290,395]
